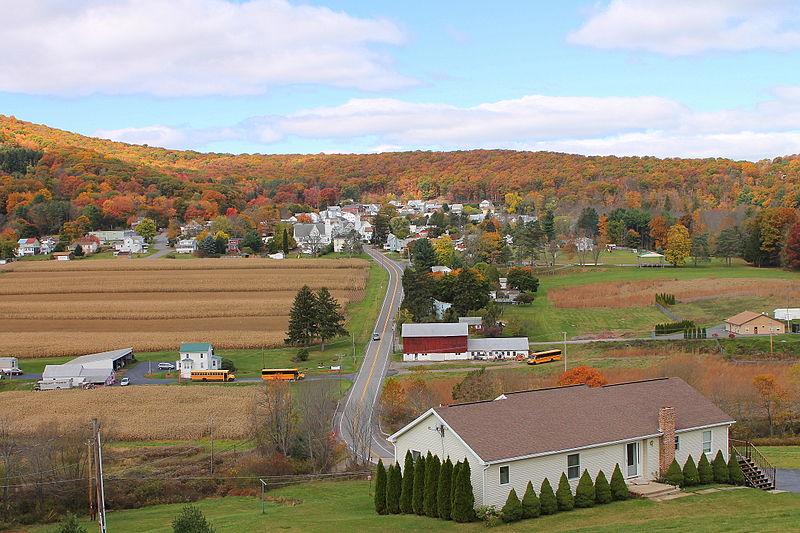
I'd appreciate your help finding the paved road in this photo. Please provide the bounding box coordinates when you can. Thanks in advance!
[335,247,405,464]
[776,469,800,493]
[145,231,172,259]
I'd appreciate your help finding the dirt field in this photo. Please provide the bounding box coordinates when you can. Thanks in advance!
[0,258,369,357]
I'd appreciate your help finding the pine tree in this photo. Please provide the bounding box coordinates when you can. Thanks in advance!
[284,285,318,345]
[424,454,440,517]
[712,451,730,484]
[172,505,215,533]
[374,460,387,515]
[315,287,347,351]
[539,478,557,515]
[610,464,629,500]
[556,473,574,511]
[594,471,612,504]
[665,458,684,487]
[371,213,390,246]
[400,451,414,513]
[386,464,402,514]
[728,454,745,485]
[451,459,475,522]
[56,514,87,533]
[282,227,289,254]
[574,470,595,508]
[200,234,217,256]
[450,461,460,514]
[437,458,453,520]
[412,454,426,515]
[698,453,714,485]
[411,238,437,271]
[682,456,700,486]
[521,481,540,519]
[501,488,524,523]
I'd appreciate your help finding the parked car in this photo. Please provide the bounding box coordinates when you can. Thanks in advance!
[157,362,174,370]
[372,332,381,341]
[2,368,23,376]
[119,377,130,386]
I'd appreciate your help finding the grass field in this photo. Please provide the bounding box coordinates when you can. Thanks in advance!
[759,446,800,469]
[24,480,800,533]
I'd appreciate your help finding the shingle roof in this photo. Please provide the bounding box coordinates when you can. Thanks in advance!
[180,342,212,352]
[401,323,468,338]
[429,377,733,463]
[726,311,782,326]
[467,337,529,351]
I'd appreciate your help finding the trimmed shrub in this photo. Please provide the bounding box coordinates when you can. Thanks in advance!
[437,458,453,520]
[450,461,460,512]
[574,470,595,508]
[556,473,574,511]
[521,481,541,518]
[374,460,387,515]
[424,454,440,517]
[712,451,729,484]
[665,458,684,487]
[610,464,629,500]
[698,454,714,485]
[539,478,557,515]
[400,451,414,513]
[682,456,700,486]
[412,454,426,515]
[594,470,612,504]
[386,464,402,514]
[501,488,524,523]
[451,459,476,522]
[728,454,745,486]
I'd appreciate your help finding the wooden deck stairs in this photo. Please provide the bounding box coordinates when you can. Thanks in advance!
[731,439,776,491]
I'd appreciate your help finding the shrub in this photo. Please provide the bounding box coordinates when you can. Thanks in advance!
[172,505,215,533]
[665,458,684,486]
[501,488,524,523]
[56,514,87,533]
[712,451,729,484]
[594,470,612,504]
[521,480,540,519]
[451,459,475,522]
[698,454,714,484]
[450,461,460,513]
[610,464,629,500]
[220,358,236,372]
[682,456,700,486]
[574,470,595,508]
[386,463,402,514]
[374,460,387,514]
[437,458,453,520]
[728,454,745,485]
[400,451,414,513]
[556,473,574,511]
[292,348,309,362]
[475,505,499,522]
[539,478,557,515]
[424,454,440,517]
[412,454,426,515]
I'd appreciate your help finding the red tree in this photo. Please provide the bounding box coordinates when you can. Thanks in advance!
[557,366,608,387]
[783,221,800,269]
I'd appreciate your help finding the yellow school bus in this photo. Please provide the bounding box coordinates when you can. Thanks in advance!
[190,370,236,382]
[526,349,563,365]
[261,368,305,381]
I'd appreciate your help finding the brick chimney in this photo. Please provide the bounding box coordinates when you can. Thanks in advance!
[658,407,676,476]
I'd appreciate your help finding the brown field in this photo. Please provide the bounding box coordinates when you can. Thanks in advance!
[549,277,800,308]
[0,258,369,357]
[0,386,256,440]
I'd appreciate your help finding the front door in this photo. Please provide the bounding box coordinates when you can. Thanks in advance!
[754,326,759,334]
[626,442,639,477]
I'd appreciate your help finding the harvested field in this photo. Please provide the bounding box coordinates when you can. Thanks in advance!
[549,277,800,308]
[0,258,369,357]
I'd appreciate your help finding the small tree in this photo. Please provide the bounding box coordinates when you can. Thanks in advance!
[539,478,557,515]
[450,460,460,513]
[292,348,309,362]
[220,358,236,371]
[451,459,475,522]
[387,463,402,514]
[574,470,595,508]
[56,514,87,533]
[556,473,574,511]
[73,244,84,257]
[400,451,414,513]
[412,453,426,515]
[594,470,612,504]
[665,458,684,486]
[172,505,215,533]
[712,451,729,484]
[501,488,524,523]
[728,454,745,485]
[698,453,714,485]
[437,458,453,520]
[610,464,629,500]
[424,454,440,517]
[136,217,157,241]
[374,460,388,515]
[521,480,540,519]
[682,455,700,486]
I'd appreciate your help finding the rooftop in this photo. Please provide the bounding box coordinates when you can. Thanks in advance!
[180,342,213,353]
[467,337,529,351]
[70,347,133,365]
[726,311,782,325]
[401,323,468,338]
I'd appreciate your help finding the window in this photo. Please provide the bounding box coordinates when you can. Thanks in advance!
[674,435,680,451]
[702,430,712,454]
[567,453,580,480]
[499,465,510,485]
[411,450,421,460]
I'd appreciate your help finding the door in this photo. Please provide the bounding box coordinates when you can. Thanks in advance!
[626,442,639,477]
[754,326,759,334]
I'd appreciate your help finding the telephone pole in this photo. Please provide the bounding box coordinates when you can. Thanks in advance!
[210,418,215,475]
[86,439,95,521]
[92,419,107,533]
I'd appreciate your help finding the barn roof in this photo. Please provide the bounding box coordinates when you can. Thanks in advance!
[401,323,468,338]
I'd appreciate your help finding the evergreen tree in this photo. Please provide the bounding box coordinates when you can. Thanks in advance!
[386,464,402,514]
[315,287,347,350]
[401,267,435,321]
[56,514,87,533]
[556,473,574,511]
[698,453,714,484]
[574,470,595,508]
[521,481,541,519]
[400,451,414,513]
[542,210,556,241]
[665,458,684,486]
[200,234,217,256]
[172,505,215,533]
[450,461,460,514]
[690,233,712,265]
[282,227,290,254]
[451,459,475,522]
[284,285,318,345]
[728,454,745,485]
[374,460,388,515]
[539,478,557,515]
[412,454,426,515]
[594,470,612,504]
[73,244,84,257]
[712,451,730,484]
[371,213,390,246]
[437,458,453,520]
[412,238,437,271]
[610,464,629,500]
[452,267,490,315]
[682,456,700,486]
[423,454,440,517]
[501,488,524,523]
[715,227,742,266]
[577,206,599,236]
[242,229,263,253]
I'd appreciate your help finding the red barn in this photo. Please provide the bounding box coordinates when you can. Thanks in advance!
[402,323,469,361]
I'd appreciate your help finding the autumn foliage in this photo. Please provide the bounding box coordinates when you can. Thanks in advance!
[557,366,608,387]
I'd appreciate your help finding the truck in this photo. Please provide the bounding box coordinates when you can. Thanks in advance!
[34,379,74,391]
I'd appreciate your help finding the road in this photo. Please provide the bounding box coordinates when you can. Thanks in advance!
[335,246,405,464]
[145,231,172,259]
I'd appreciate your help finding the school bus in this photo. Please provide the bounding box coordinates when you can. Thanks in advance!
[261,368,305,381]
[190,370,236,382]
[526,349,563,365]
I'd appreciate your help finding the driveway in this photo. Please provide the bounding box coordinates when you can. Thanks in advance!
[144,231,172,259]
[776,469,800,493]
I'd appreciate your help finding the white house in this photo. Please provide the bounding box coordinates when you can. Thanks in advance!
[389,377,735,509]
[89,230,135,245]
[176,342,221,378]
[293,223,330,254]
[175,239,198,254]
[466,337,529,359]
[16,238,40,256]
[117,235,147,254]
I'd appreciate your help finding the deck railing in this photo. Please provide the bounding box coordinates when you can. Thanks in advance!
[730,439,776,489]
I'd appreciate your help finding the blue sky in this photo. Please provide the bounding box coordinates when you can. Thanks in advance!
[2,0,800,159]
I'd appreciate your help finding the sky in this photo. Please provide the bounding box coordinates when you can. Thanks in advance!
[2,0,800,160]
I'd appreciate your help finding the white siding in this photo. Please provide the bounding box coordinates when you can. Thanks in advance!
[676,425,729,466]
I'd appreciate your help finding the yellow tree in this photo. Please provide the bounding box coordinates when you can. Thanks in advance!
[432,236,456,268]
[504,192,521,213]
[664,223,691,266]
[753,374,789,437]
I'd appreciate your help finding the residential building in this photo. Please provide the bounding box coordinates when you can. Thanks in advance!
[117,234,147,254]
[774,308,800,333]
[389,377,734,509]
[227,238,242,254]
[40,237,57,255]
[52,252,73,261]
[725,311,786,335]
[175,239,198,254]
[293,223,330,254]
[431,266,452,274]
[176,342,221,379]
[479,200,495,214]
[89,230,135,244]
[0,357,19,371]
[16,238,40,256]
[458,316,483,331]
[74,236,100,255]
[433,299,453,320]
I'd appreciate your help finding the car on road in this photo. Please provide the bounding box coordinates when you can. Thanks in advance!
[157,362,174,370]
[372,332,381,341]
[2,368,22,376]
[119,377,130,386]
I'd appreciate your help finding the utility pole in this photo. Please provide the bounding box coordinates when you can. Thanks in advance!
[92,419,107,533]
[210,418,214,475]
[562,331,567,372]
[87,439,95,521]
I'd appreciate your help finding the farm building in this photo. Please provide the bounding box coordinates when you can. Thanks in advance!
[459,316,483,331]
[176,342,221,379]
[467,337,529,359]
[88,230,135,244]
[0,357,19,371]
[39,348,134,389]
[774,308,800,333]
[725,311,785,335]
[401,323,530,361]
[389,378,736,509]
[52,252,73,261]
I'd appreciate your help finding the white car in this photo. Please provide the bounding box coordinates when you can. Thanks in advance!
[157,362,174,370]
[119,377,130,386]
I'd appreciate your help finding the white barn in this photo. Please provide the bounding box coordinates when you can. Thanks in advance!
[389,378,734,509]
[39,348,134,388]
[176,342,221,378]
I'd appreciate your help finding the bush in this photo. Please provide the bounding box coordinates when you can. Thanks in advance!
[424,454,440,517]
[386,464,402,514]
[682,456,700,486]
[292,348,309,362]
[610,464,629,500]
[521,480,540,518]
[374,460,387,514]
[514,292,535,305]
[451,459,475,522]
[728,454,745,485]
[539,478,557,515]
[412,454,426,515]
[56,514,86,533]
[698,453,714,484]
[574,470,595,508]
[712,451,729,484]
[220,358,236,372]
[475,505,499,522]
[437,458,453,520]
[164,252,177,259]
[172,505,215,533]
[400,451,414,513]
[556,473,574,511]
[665,458,684,486]
[594,470,612,504]
[501,488,524,523]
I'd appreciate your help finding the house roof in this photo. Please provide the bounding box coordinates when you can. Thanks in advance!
[293,223,326,239]
[412,377,732,464]
[17,238,38,245]
[180,342,212,352]
[726,311,783,326]
[401,323,468,338]
[458,316,483,325]
[467,337,529,352]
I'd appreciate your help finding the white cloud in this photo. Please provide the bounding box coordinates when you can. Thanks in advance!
[568,0,800,55]
[0,0,413,96]
[94,124,239,149]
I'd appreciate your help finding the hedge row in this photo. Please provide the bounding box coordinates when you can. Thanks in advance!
[655,320,696,335]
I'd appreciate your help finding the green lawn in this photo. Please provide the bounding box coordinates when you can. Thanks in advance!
[759,446,800,469]
[25,479,800,533]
